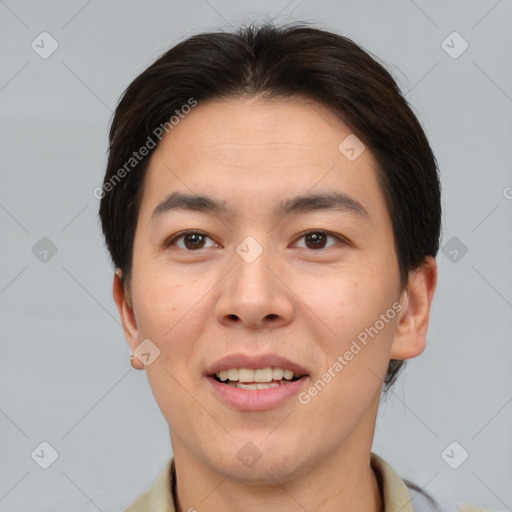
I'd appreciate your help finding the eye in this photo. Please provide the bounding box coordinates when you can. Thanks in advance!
[165,230,345,251]
[165,231,219,251]
[294,230,344,250]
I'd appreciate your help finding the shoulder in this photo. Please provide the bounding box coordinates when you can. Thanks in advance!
[412,492,498,512]
[403,482,493,512]
[457,506,502,512]
[371,452,500,512]
[124,458,175,512]
[407,485,500,512]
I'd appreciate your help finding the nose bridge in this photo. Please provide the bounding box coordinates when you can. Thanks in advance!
[215,235,294,328]
[231,237,277,301]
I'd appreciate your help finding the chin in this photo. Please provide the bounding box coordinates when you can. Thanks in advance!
[205,436,311,484]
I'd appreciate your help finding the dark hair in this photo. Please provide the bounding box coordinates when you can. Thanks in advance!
[99,21,441,392]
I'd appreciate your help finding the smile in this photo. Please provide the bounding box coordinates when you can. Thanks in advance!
[208,369,308,411]
[213,367,303,389]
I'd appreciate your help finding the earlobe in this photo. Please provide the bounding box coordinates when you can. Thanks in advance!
[390,256,437,360]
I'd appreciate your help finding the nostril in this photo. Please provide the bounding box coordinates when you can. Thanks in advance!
[266,314,278,320]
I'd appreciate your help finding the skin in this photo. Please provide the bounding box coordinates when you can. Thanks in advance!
[113,95,437,512]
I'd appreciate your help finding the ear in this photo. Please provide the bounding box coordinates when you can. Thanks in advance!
[390,256,437,360]
[113,270,144,370]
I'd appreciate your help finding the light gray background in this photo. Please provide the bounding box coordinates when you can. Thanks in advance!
[1,1,511,511]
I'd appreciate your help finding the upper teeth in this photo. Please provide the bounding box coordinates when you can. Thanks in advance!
[216,367,295,383]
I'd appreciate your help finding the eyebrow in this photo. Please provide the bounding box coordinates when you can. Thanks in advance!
[151,191,369,221]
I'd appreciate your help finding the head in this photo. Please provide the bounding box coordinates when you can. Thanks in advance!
[100,22,440,482]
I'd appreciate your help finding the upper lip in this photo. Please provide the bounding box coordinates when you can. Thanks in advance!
[205,353,310,377]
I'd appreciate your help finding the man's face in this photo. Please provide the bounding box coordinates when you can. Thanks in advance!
[124,95,409,481]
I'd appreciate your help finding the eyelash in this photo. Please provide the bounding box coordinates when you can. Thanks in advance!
[165,230,347,251]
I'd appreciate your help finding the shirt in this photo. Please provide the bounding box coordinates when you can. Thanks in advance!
[124,453,493,512]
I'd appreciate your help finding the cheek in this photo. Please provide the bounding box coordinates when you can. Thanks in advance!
[131,274,211,417]
[131,272,207,363]
[308,270,397,368]
[302,272,361,338]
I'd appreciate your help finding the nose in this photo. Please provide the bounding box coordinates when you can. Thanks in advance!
[215,243,295,330]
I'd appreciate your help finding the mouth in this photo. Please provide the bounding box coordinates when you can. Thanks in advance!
[210,367,307,390]
[205,355,310,411]
[205,353,310,410]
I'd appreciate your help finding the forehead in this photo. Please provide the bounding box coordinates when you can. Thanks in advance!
[138,95,387,225]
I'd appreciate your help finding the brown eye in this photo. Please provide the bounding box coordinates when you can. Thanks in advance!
[167,231,217,250]
[295,231,341,250]
[305,232,327,249]
[183,233,206,249]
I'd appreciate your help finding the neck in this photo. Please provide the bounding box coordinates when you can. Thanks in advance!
[171,436,382,512]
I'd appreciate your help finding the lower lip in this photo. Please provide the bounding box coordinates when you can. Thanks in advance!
[206,376,308,411]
